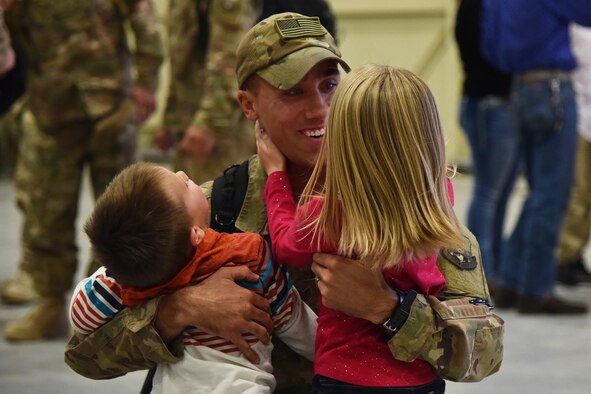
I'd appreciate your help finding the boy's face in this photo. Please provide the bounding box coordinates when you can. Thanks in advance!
[240,59,341,171]
[163,169,209,230]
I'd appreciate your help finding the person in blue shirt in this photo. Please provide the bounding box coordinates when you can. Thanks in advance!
[480,0,590,314]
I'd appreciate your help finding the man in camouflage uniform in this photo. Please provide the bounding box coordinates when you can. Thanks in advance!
[3,0,163,342]
[154,0,259,184]
[65,13,502,392]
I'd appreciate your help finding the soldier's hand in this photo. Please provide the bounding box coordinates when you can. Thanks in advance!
[0,0,14,10]
[155,266,273,365]
[179,126,215,157]
[131,87,156,124]
[311,253,397,325]
[0,47,15,75]
[153,127,174,152]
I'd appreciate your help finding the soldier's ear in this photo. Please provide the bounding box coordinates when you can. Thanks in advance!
[237,90,258,122]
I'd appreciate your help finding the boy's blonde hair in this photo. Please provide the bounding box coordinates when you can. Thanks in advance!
[302,64,463,269]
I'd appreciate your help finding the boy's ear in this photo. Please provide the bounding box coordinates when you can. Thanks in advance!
[190,227,205,247]
[237,90,258,122]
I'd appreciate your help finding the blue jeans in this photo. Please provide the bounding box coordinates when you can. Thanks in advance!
[460,96,520,281]
[498,77,578,298]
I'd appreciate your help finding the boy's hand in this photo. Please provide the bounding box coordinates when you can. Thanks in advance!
[156,266,273,364]
[255,121,286,174]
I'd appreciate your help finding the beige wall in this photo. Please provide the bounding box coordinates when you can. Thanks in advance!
[327,0,469,165]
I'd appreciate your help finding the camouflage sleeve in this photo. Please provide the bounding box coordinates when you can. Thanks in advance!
[190,0,260,132]
[64,297,184,379]
[387,225,504,382]
[124,0,164,91]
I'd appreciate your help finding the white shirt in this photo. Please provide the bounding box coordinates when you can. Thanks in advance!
[571,24,591,142]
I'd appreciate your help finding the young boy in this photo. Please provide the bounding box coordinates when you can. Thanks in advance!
[69,162,316,394]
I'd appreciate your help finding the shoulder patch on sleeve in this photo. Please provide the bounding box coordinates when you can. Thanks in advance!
[440,248,477,270]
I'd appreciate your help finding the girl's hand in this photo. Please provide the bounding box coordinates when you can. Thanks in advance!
[255,121,286,174]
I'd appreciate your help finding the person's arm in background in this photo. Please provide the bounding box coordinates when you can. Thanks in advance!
[544,0,591,27]
[179,0,259,157]
[124,0,164,124]
[0,6,15,75]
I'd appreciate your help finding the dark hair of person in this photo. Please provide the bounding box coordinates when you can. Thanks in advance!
[84,163,191,289]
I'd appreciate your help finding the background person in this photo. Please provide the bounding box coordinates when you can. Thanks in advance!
[555,24,591,286]
[454,0,518,286]
[481,0,590,313]
[153,0,260,184]
[2,0,164,341]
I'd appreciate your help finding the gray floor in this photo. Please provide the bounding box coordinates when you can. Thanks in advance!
[1,172,590,394]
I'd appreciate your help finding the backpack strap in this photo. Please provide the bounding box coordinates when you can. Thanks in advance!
[210,159,250,233]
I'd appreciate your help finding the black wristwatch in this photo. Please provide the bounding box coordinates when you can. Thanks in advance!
[382,289,417,337]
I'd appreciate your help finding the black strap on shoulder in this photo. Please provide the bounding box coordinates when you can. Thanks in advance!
[210,159,250,233]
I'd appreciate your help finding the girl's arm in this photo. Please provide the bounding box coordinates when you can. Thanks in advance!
[256,125,320,267]
[264,171,320,267]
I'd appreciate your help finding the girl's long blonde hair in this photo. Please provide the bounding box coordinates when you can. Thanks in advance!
[300,64,464,269]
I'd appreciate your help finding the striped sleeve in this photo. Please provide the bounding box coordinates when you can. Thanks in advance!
[68,266,124,334]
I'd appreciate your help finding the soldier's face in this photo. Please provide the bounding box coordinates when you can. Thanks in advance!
[244,60,340,171]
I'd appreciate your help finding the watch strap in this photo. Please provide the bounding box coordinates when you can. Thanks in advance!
[382,289,418,337]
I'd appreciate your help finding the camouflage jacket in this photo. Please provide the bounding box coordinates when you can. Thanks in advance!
[163,0,260,134]
[7,0,163,127]
[65,155,503,384]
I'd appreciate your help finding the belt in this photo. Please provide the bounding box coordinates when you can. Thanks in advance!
[514,70,571,82]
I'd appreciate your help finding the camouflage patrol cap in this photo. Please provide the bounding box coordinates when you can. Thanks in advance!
[236,12,350,90]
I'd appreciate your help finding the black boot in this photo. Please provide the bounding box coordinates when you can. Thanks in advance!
[489,283,518,308]
[556,259,591,286]
[516,294,588,315]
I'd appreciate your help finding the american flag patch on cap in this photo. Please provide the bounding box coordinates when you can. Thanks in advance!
[275,17,326,39]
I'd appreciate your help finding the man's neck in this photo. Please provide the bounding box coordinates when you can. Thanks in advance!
[285,163,311,198]
[285,163,323,199]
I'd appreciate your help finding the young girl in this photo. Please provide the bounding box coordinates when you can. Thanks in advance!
[256,64,464,393]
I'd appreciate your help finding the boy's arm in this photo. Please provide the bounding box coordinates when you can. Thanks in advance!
[273,288,317,362]
[69,267,125,334]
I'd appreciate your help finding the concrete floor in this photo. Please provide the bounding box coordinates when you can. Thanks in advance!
[0,172,590,394]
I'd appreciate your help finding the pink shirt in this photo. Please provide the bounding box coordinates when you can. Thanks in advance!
[264,171,448,387]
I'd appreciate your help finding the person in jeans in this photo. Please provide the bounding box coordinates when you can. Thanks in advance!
[454,0,518,284]
[481,0,589,314]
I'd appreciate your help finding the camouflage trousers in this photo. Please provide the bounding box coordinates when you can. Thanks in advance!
[0,99,25,177]
[557,136,591,265]
[15,99,136,298]
[172,121,256,185]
